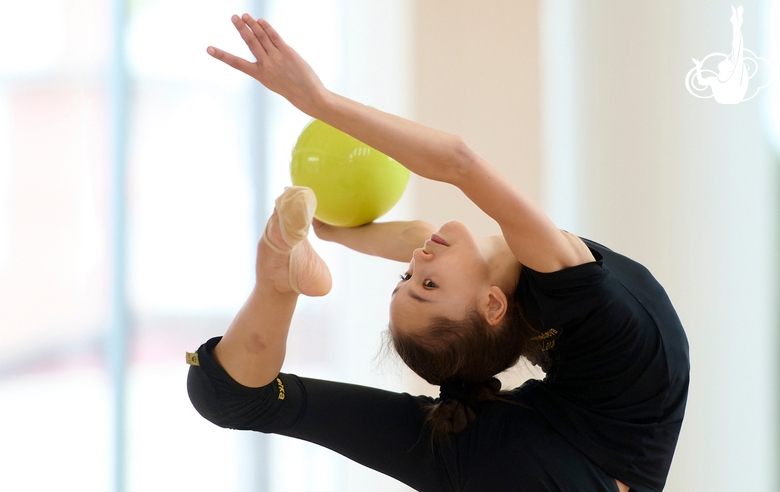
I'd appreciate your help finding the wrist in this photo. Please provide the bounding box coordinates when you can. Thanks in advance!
[307,88,337,121]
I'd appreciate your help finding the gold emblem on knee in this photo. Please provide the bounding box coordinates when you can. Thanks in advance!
[185,352,200,366]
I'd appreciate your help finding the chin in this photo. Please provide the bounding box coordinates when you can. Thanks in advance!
[439,220,470,236]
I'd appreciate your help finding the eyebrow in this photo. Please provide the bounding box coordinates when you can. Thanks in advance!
[391,286,432,303]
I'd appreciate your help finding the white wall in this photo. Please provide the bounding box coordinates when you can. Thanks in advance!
[411,0,543,239]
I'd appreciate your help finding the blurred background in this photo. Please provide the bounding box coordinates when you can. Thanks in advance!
[0,0,777,490]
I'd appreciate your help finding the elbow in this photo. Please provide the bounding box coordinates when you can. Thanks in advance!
[448,136,478,185]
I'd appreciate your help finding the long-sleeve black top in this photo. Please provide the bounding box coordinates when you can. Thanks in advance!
[188,238,689,492]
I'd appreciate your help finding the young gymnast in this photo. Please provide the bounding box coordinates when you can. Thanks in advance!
[187,14,689,492]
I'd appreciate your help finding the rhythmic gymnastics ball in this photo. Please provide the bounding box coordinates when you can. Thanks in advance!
[290,119,410,227]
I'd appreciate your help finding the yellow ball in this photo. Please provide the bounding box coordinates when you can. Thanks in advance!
[290,119,410,227]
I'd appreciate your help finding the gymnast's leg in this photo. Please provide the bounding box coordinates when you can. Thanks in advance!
[212,187,332,388]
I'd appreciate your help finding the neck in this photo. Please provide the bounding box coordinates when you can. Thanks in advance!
[484,235,522,293]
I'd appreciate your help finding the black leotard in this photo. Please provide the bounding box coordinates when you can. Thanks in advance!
[187,238,689,492]
[514,239,689,491]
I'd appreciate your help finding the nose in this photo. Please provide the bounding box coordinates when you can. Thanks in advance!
[412,247,432,263]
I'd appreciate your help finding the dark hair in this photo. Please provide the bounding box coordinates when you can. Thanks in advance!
[389,291,553,438]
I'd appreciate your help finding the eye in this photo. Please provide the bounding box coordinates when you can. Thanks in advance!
[399,273,436,289]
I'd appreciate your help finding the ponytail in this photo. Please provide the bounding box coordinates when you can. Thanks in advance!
[427,378,502,435]
[390,293,553,439]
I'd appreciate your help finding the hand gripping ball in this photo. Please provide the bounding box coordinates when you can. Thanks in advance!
[290,119,410,227]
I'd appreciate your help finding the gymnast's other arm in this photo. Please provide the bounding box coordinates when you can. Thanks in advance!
[313,219,435,263]
[209,14,592,273]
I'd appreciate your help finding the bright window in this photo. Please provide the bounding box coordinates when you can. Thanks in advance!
[0,1,414,491]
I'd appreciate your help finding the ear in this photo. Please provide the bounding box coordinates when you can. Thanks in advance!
[482,285,508,327]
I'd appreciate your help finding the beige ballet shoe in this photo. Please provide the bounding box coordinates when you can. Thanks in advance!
[262,186,331,296]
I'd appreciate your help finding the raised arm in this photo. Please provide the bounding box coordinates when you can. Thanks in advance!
[457,154,593,272]
[209,14,468,184]
[209,14,592,272]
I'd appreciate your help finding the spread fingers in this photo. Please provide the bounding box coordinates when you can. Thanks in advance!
[232,14,268,60]
[241,13,278,56]
[206,45,255,76]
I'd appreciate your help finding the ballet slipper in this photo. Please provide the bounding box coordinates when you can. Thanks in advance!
[262,186,332,296]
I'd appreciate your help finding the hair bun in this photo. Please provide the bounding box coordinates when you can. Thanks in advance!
[429,378,503,435]
[428,398,475,434]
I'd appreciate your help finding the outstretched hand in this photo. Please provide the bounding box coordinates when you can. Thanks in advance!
[207,14,327,115]
[311,218,334,241]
